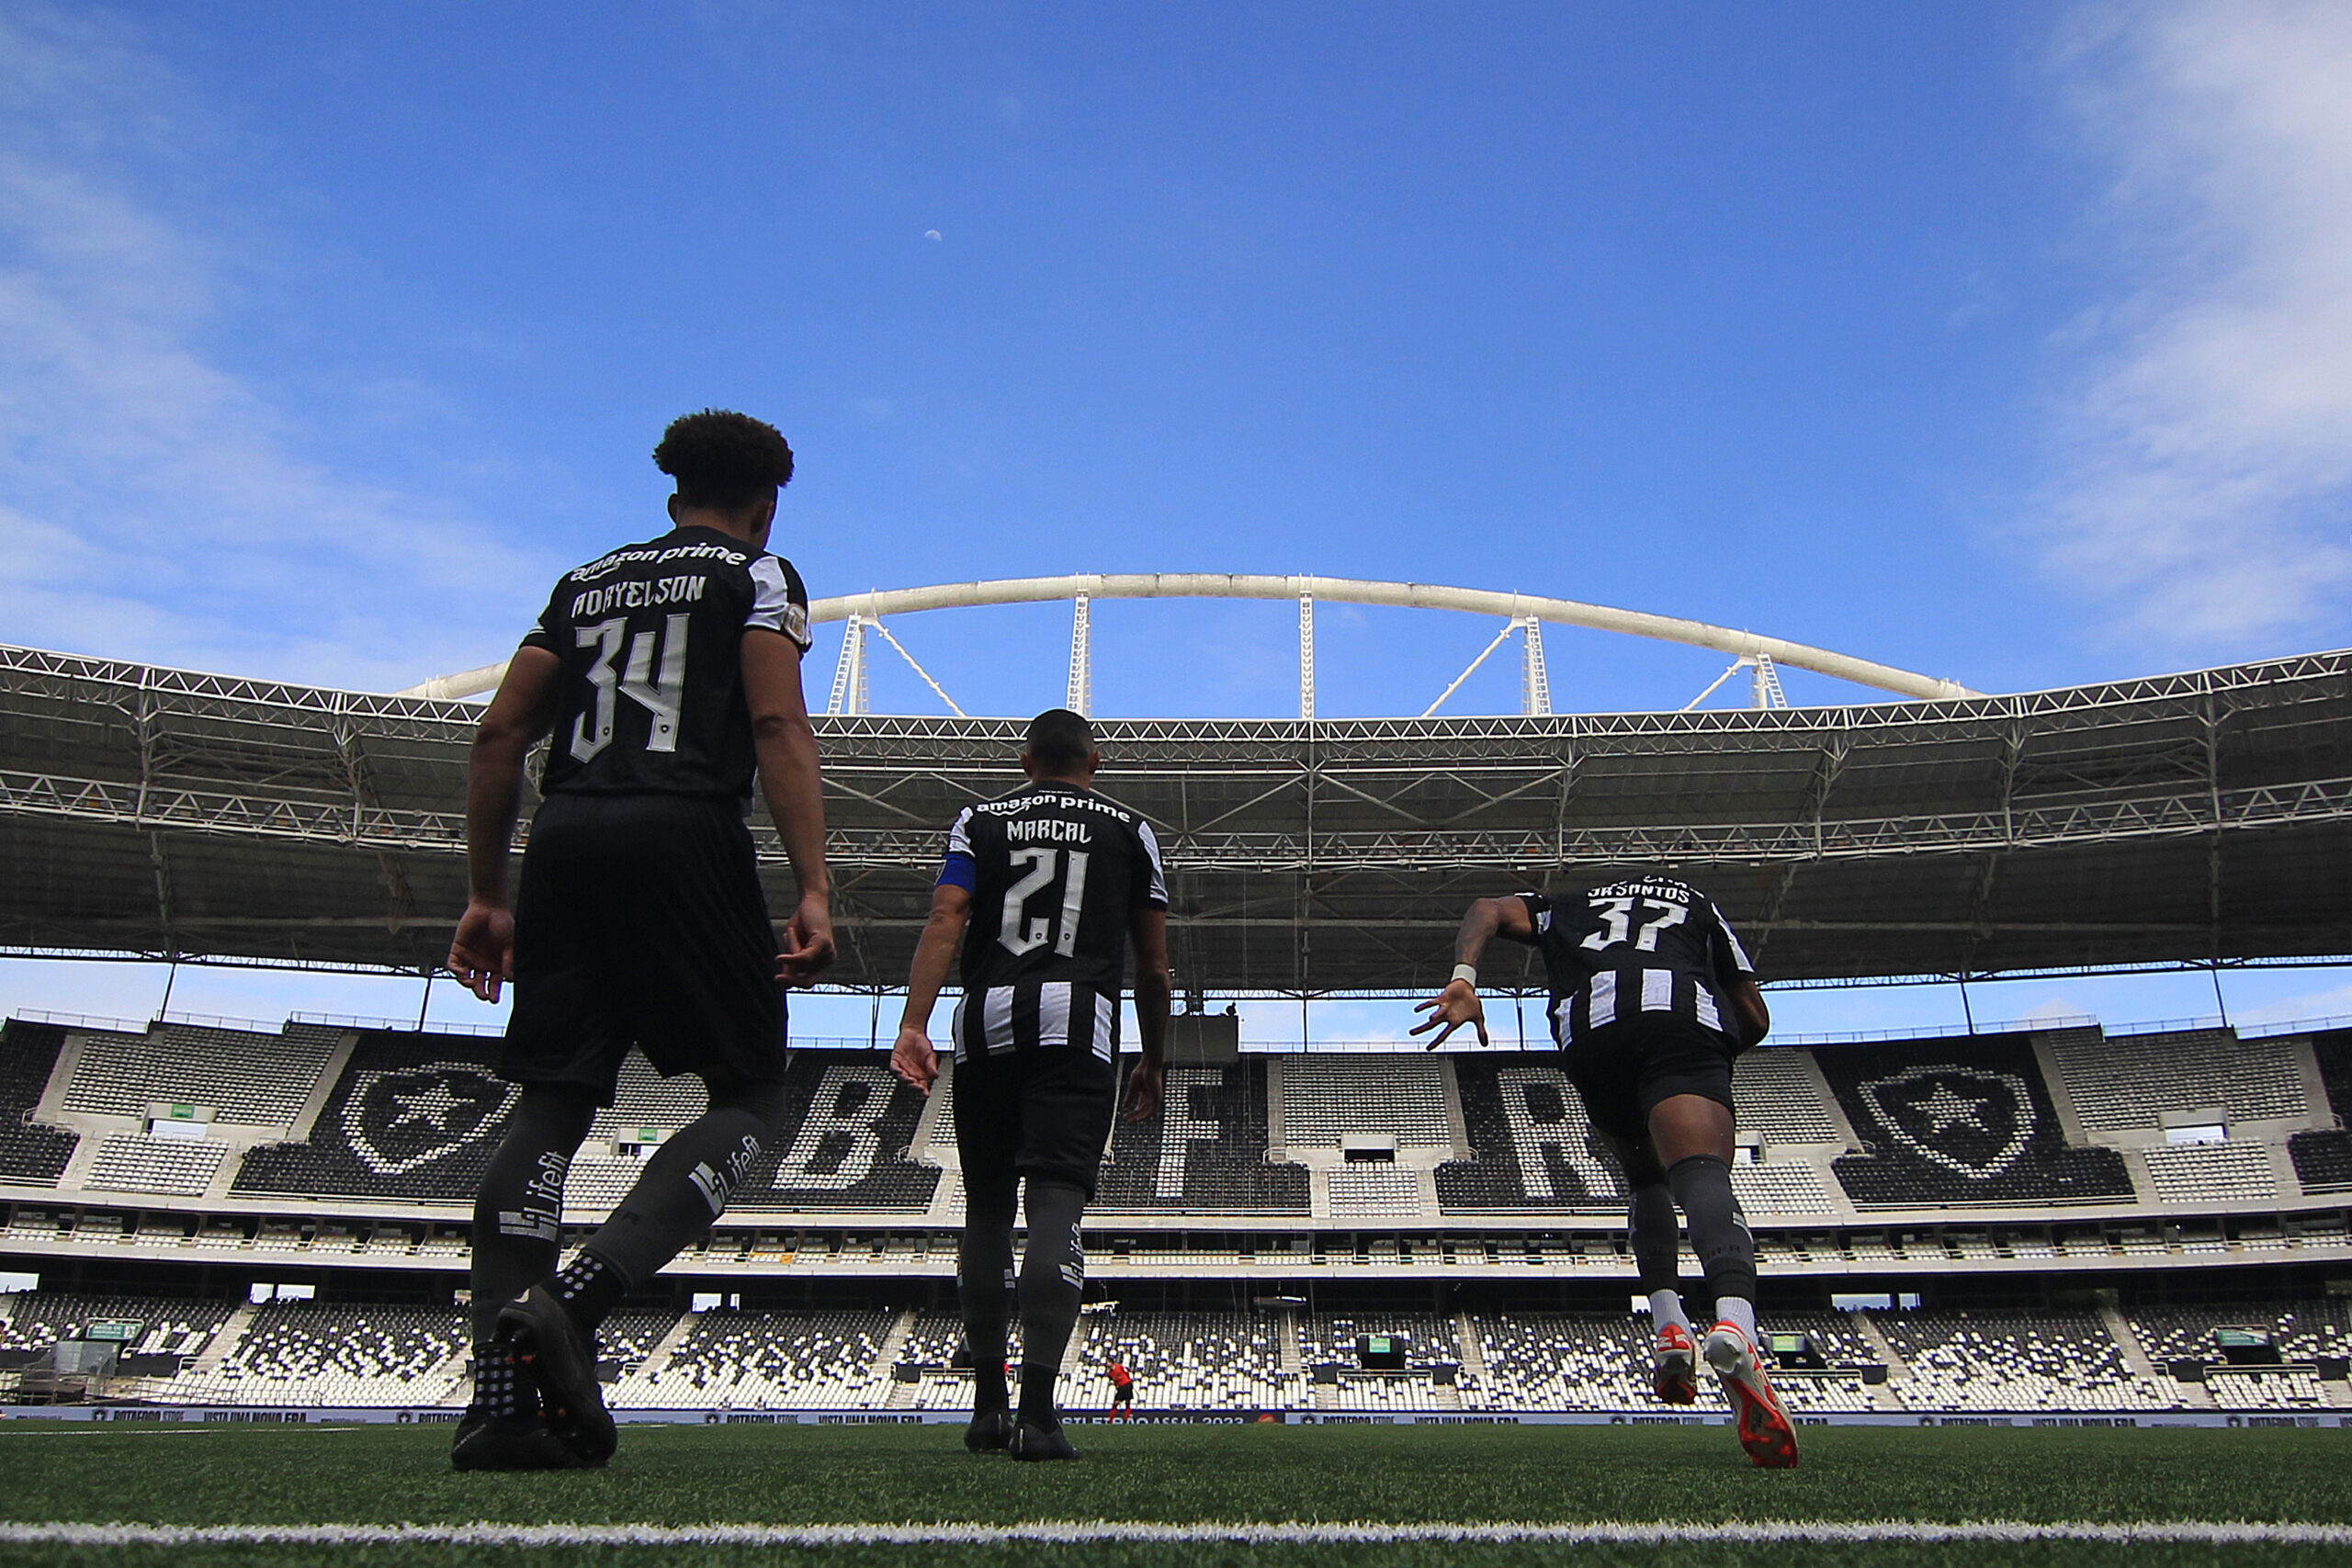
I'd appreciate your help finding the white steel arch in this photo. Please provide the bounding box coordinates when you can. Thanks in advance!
[398,572,1977,705]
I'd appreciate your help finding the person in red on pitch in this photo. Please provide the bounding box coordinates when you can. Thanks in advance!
[1104,1356,1136,1421]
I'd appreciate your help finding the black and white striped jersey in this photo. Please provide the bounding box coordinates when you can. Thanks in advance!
[1517,876,1756,1046]
[937,784,1169,1062]
[520,525,811,803]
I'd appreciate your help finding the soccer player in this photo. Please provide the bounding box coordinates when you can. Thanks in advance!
[1413,871,1797,1468]
[1104,1355,1136,1421]
[445,410,833,1471]
[890,709,1170,1461]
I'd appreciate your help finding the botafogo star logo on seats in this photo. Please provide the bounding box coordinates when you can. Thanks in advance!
[341,1063,516,1174]
[1857,1066,2036,1179]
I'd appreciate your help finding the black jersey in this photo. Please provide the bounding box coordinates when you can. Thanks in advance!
[520,525,812,801]
[937,784,1170,1062]
[1519,875,1756,1046]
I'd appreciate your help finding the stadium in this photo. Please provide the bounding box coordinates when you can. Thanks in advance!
[4,574,2348,1454]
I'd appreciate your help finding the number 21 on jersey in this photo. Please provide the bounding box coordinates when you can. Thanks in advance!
[1579,895,1688,953]
[1000,847,1090,958]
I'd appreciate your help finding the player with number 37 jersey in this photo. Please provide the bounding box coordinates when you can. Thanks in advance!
[1522,875,1757,1044]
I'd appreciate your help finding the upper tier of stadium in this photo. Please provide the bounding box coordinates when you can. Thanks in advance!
[0,566,2347,988]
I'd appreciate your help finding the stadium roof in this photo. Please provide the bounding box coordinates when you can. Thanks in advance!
[0,641,2346,994]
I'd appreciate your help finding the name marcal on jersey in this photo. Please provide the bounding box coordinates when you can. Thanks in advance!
[1007,818,1093,843]
[570,575,714,620]
[567,539,749,585]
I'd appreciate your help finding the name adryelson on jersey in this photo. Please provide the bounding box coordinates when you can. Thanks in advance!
[522,525,812,801]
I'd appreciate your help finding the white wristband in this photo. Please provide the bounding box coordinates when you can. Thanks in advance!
[1450,964,1478,988]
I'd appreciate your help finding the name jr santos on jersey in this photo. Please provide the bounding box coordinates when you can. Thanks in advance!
[1521,875,1758,1044]
[936,784,1170,1062]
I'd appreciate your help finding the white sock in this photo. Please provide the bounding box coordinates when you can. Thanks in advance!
[1716,1296,1758,1340]
[1647,1290,1691,1334]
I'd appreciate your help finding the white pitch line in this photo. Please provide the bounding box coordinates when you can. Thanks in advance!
[0,1521,2347,1548]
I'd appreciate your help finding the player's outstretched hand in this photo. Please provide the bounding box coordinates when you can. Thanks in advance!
[447,900,514,1004]
[1122,1057,1164,1122]
[776,891,836,987]
[890,1026,939,1095]
[1410,979,1488,1050]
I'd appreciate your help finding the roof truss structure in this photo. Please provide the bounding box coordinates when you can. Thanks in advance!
[0,644,2347,994]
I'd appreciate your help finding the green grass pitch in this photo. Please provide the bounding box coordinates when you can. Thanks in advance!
[2,1421,2349,1567]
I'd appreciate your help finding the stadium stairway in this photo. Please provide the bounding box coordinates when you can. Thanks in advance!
[876,1308,919,1410]
[620,1310,699,1391]
[2099,1303,2209,1408]
[1848,1313,1912,1412]
[1454,1311,1488,1386]
[183,1301,254,1380]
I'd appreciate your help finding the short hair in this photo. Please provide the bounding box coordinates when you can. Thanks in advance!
[1023,708,1096,771]
[653,410,795,511]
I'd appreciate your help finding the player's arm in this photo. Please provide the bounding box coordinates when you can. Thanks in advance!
[1124,905,1171,1122]
[743,626,834,985]
[449,645,563,1003]
[1707,897,1770,1047]
[891,882,971,1094]
[1410,895,1535,1049]
[1729,977,1770,1048]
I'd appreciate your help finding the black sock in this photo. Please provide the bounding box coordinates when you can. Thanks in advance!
[1015,1179,1088,1427]
[569,1079,784,1329]
[1667,1153,1758,1307]
[1627,1178,1680,1296]
[960,1193,1016,1416]
[552,1249,628,1336]
[469,1084,598,1347]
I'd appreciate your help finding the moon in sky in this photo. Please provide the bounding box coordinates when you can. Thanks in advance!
[923,230,942,242]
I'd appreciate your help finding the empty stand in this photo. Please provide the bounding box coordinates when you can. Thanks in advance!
[1439,1056,1623,1211]
[1095,1060,1308,1213]
[1872,1312,2173,1411]
[2049,1030,2308,1130]
[1326,1164,1427,1220]
[0,1021,76,1188]
[1729,1160,1838,1216]
[1819,1035,2134,1209]
[84,1134,229,1197]
[616,1309,894,1408]
[2130,1301,2352,1367]
[169,1303,467,1406]
[2139,1141,2278,1205]
[1278,1057,1453,1148]
[61,1023,342,1127]
[233,1031,514,1203]
[734,1055,940,1210]
[1732,1049,1843,1145]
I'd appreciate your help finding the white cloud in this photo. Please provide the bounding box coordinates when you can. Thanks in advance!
[0,3,540,691]
[2038,1,2352,651]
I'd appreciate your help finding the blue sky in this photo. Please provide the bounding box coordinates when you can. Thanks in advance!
[3,1,2350,1035]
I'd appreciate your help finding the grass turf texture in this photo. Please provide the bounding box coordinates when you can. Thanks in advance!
[1,1422,2347,1567]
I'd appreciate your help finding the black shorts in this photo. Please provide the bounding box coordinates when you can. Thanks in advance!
[1111,1383,1134,1404]
[953,1047,1118,1201]
[502,792,783,1104]
[1557,1016,1738,1145]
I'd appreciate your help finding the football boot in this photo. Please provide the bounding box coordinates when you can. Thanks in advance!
[497,1287,617,1466]
[965,1409,1014,1451]
[1651,1319,1698,1404]
[1008,1418,1080,1461]
[1703,1321,1799,1469]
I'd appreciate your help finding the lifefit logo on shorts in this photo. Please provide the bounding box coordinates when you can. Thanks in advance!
[341,1063,516,1175]
[1857,1066,2035,1179]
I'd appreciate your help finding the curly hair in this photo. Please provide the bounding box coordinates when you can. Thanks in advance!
[653,409,795,511]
